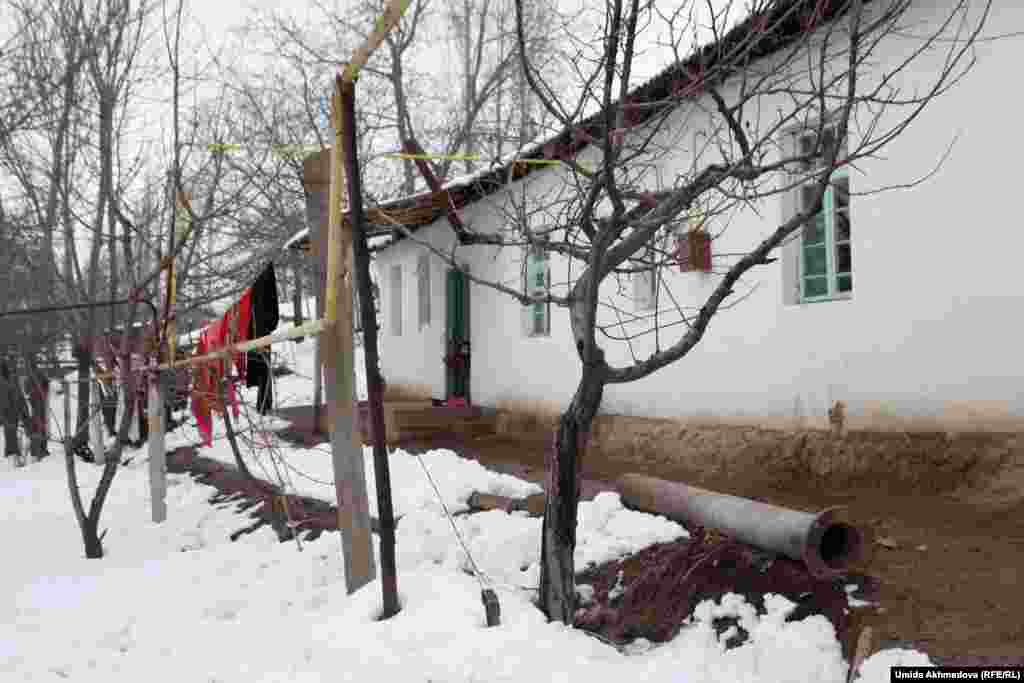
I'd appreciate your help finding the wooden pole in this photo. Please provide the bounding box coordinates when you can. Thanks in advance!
[342,0,412,83]
[325,78,376,593]
[148,371,167,523]
[339,78,400,617]
[303,151,331,435]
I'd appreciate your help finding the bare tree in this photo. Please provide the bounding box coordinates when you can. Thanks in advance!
[383,0,990,621]
[243,0,561,200]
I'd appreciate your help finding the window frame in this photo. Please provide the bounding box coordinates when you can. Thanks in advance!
[794,125,853,304]
[416,252,431,330]
[523,243,551,337]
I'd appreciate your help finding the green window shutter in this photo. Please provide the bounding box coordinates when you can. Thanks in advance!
[523,247,550,336]
[800,175,852,302]
[796,124,853,303]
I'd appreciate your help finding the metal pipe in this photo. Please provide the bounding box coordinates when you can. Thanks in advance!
[617,474,865,578]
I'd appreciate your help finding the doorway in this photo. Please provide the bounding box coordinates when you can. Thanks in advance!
[445,268,470,402]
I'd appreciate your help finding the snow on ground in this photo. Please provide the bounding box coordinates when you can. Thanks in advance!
[2,453,914,683]
[0,314,935,682]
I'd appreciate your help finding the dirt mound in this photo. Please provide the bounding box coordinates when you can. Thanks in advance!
[575,526,856,651]
[575,416,1022,496]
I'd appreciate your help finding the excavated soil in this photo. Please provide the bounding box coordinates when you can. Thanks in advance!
[574,527,857,647]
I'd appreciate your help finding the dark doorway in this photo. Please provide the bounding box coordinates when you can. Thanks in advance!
[445,269,470,402]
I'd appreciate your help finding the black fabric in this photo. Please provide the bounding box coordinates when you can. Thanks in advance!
[246,264,279,414]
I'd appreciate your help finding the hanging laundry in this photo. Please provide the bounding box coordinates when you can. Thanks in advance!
[190,328,216,447]
[246,264,279,414]
[189,270,265,446]
[232,288,254,382]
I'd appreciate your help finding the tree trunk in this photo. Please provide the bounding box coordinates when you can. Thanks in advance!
[73,346,92,451]
[67,348,135,559]
[538,365,605,623]
[2,420,19,460]
[82,521,104,559]
[1,368,22,462]
[25,355,48,460]
[389,39,416,196]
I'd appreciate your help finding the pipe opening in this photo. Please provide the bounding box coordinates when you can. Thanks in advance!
[818,523,861,569]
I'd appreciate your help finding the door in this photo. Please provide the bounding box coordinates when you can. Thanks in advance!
[445,269,470,400]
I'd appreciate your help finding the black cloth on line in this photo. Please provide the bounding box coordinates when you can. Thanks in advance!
[246,263,280,414]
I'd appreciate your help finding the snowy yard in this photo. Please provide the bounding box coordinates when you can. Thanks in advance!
[1,332,933,682]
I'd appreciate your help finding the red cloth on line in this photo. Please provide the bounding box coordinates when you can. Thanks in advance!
[191,329,215,447]
[233,288,254,382]
[189,288,254,447]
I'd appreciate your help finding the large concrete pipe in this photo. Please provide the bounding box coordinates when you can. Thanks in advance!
[617,474,865,578]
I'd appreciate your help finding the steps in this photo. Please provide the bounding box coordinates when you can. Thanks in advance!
[355,401,497,443]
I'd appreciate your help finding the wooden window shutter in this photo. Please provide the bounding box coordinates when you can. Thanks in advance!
[689,228,712,272]
[675,210,711,272]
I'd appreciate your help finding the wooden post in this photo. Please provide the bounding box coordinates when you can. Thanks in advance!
[339,77,400,618]
[148,371,167,523]
[325,79,376,593]
[313,297,323,433]
[303,150,331,434]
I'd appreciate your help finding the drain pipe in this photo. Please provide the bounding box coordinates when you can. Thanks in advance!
[617,474,866,579]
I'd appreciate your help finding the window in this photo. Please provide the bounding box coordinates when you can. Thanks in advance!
[389,265,403,336]
[524,245,551,336]
[633,244,657,311]
[795,125,852,302]
[417,252,431,329]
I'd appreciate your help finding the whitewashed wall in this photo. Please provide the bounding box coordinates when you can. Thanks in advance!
[377,0,1024,429]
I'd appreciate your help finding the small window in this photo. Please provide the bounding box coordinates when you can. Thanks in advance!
[795,125,852,302]
[389,265,403,336]
[417,253,431,329]
[633,244,657,311]
[523,244,550,337]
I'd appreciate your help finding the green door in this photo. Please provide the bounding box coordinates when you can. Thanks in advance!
[445,269,469,399]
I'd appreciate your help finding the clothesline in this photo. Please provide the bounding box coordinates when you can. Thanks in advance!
[90,318,327,383]
[191,262,282,445]
[163,319,327,371]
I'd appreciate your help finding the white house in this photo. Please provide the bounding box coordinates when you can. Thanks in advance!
[300,0,1024,436]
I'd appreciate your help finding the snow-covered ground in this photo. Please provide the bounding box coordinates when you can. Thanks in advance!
[1,314,934,682]
[3,453,899,683]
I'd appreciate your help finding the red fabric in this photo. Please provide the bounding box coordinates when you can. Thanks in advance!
[191,330,215,447]
[232,288,254,381]
[190,291,254,447]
